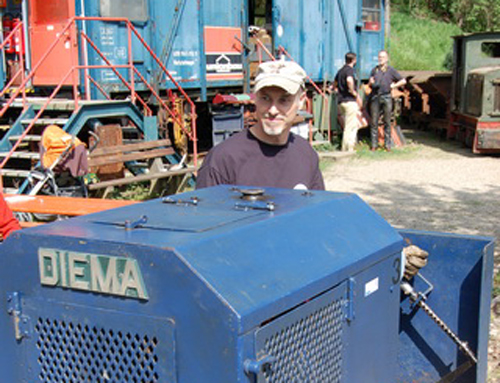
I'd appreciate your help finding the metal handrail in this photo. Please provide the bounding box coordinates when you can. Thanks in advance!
[0,15,199,187]
[0,18,77,118]
[278,45,331,142]
[123,19,198,166]
[253,38,276,62]
[0,60,158,175]
[80,32,153,115]
[0,21,27,106]
[73,16,197,165]
[0,68,75,174]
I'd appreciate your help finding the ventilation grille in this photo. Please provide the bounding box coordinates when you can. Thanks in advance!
[261,299,345,383]
[35,317,160,383]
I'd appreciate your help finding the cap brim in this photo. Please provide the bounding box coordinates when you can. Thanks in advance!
[254,76,302,95]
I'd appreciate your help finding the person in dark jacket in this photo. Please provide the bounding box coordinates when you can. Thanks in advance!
[369,50,406,151]
[197,60,324,191]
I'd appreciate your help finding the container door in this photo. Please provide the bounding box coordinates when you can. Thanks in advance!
[272,0,325,81]
[29,0,78,86]
[358,0,384,79]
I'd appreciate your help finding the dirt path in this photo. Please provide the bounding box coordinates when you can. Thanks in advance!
[321,128,500,381]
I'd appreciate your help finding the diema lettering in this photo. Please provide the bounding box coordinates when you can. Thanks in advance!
[38,248,149,301]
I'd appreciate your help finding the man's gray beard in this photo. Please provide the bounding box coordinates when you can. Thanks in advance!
[262,124,286,136]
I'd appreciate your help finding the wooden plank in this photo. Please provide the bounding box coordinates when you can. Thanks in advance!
[88,147,175,167]
[88,167,196,190]
[90,139,172,157]
[5,194,137,216]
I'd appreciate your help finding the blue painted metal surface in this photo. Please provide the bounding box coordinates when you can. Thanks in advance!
[64,100,144,136]
[398,229,494,383]
[75,0,383,96]
[0,186,405,382]
[358,0,386,79]
[81,0,247,96]
[0,0,384,96]
[1,187,489,381]
[273,0,384,81]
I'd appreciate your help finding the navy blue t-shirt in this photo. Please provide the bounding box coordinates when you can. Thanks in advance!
[196,129,325,190]
[370,65,403,95]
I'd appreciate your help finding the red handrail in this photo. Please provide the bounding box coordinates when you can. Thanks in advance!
[254,38,276,61]
[0,21,27,106]
[0,68,75,172]
[1,16,199,191]
[87,75,112,100]
[0,18,76,118]
[80,32,153,115]
[278,45,331,142]
[123,20,198,166]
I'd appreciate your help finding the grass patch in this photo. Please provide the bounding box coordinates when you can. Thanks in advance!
[389,11,462,71]
[314,142,338,152]
[355,140,422,159]
[494,272,500,298]
[108,182,161,201]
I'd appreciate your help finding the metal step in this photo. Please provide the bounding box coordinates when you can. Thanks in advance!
[9,135,42,142]
[0,151,40,160]
[20,118,69,126]
[0,169,31,177]
[11,98,131,111]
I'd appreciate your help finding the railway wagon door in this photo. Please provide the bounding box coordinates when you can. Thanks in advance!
[29,0,78,86]
[272,0,326,81]
[358,0,384,79]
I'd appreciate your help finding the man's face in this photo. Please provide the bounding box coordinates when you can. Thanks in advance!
[378,51,389,66]
[254,86,303,142]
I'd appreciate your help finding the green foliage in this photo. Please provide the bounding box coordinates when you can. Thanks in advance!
[494,271,500,298]
[392,0,500,32]
[390,11,462,70]
[108,182,160,201]
[355,140,422,159]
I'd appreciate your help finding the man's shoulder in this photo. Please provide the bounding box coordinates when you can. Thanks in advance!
[338,65,353,75]
[209,130,251,154]
[202,130,256,165]
[289,134,319,156]
[388,65,401,74]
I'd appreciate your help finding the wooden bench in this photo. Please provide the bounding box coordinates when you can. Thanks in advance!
[87,138,196,196]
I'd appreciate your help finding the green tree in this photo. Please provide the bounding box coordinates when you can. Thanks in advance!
[393,0,500,32]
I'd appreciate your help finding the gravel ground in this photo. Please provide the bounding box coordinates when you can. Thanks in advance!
[321,128,500,382]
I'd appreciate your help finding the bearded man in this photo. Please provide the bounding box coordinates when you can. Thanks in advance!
[197,60,324,190]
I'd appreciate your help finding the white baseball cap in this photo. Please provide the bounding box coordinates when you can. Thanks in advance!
[254,60,307,95]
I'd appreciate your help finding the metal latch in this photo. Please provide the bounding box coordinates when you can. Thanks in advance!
[244,355,276,376]
[233,188,275,211]
[124,215,148,230]
[345,278,355,323]
[234,200,275,212]
[162,196,199,206]
[7,292,31,341]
